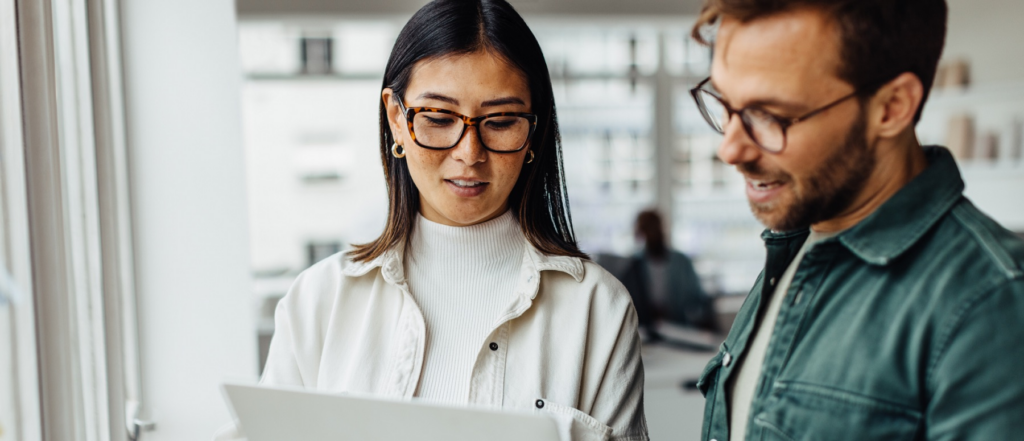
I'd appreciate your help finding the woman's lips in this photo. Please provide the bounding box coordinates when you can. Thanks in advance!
[445,179,488,197]
[745,177,786,205]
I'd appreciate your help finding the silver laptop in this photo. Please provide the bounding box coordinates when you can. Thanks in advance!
[222,383,560,441]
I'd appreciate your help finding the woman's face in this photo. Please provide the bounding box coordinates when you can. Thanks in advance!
[383,50,532,227]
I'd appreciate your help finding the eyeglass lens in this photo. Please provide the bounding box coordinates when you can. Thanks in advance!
[696,90,786,152]
[413,111,531,151]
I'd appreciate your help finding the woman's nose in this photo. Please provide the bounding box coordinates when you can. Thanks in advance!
[450,126,488,165]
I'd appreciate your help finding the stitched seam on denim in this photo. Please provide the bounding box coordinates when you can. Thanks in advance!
[701,373,719,441]
[925,278,1007,388]
[773,252,838,387]
[842,194,960,265]
[724,274,762,360]
[697,352,724,397]
[950,203,1023,279]
[753,416,798,441]
[774,381,922,418]
[762,228,810,242]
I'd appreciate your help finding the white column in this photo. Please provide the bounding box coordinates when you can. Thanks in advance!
[119,1,258,439]
[654,31,675,232]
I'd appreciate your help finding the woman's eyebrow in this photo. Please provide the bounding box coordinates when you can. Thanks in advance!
[415,92,525,108]
[481,96,526,107]
[417,92,459,105]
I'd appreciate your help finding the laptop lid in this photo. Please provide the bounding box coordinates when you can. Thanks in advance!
[222,383,560,441]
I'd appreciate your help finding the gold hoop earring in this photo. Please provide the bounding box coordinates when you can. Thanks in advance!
[392,143,406,159]
[526,150,534,164]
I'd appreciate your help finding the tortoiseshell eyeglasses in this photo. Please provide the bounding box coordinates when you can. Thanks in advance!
[398,101,538,153]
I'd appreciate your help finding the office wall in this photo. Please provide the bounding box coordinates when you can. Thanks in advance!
[236,0,704,16]
[945,0,1024,85]
[120,1,258,439]
[921,0,1024,231]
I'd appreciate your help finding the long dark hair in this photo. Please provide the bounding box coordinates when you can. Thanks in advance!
[349,0,586,262]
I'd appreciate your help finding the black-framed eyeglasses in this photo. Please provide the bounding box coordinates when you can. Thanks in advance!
[398,101,538,153]
[690,77,859,153]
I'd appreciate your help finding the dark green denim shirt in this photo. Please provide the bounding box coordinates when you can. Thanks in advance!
[698,147,1024,441]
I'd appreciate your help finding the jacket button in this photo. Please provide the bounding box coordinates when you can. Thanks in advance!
[723,352,732,367]
[535,399,545,409]
[769,277,777,286]
[489,342,499,351]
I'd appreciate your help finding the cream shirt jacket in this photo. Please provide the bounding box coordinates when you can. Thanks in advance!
[254,242,648,441]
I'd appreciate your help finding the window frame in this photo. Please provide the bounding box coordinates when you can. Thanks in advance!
[5,0,145,440]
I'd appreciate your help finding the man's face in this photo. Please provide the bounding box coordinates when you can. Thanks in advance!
[711,8,877,231]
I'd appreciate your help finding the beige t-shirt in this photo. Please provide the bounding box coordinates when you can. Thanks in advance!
[728,229,840,441]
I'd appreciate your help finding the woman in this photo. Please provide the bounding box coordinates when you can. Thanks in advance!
[226,1,647,440]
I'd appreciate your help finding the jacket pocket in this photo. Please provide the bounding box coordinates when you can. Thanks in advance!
[536,399,612,441]
[753,381,921,441]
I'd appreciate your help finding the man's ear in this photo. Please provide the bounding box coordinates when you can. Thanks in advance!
[381,88,404,143]
[867,72,924,139]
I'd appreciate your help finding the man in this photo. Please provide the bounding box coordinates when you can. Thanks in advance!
[687,0,1024,440]
[622,209,717,340]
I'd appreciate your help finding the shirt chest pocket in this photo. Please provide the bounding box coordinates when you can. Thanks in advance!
[753,381,921,441]
[535,399,612,441]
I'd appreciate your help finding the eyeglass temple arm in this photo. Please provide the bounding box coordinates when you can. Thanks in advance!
[790,91,859,124]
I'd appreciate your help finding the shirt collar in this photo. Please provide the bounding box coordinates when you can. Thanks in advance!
[836,146,964,265]
[341,238,585,285]
[341,246,405,284]
[525,244,585,283]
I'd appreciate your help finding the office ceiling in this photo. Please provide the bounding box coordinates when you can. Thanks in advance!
[236,0,706,17]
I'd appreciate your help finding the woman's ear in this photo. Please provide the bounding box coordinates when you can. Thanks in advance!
[381,88,404,144]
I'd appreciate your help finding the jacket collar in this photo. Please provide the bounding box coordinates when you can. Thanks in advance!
[341,239,585,286]
[837,146,963,265]
[762,146,964,266]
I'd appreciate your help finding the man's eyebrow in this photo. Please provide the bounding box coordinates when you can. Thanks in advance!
[708,79,806,114]
[417,92,459,105]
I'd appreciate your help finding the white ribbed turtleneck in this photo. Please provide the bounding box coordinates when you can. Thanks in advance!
[404,210,525,404]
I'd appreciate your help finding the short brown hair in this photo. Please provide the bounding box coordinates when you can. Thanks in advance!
[692,0,947,122]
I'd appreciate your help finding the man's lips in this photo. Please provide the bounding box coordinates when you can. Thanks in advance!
[745,176,787,204]
[746,177,784,189]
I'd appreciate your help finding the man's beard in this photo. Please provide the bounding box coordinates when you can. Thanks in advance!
[740,111,876,232]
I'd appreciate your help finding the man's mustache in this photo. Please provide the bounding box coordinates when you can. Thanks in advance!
[736,161,789,182]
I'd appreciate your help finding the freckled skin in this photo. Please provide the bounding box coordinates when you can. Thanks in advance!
[382,50,532,227]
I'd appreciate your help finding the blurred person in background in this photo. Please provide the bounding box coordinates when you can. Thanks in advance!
[687,0,1024,440]
[218,1,648,440]
[621,209,718,341]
